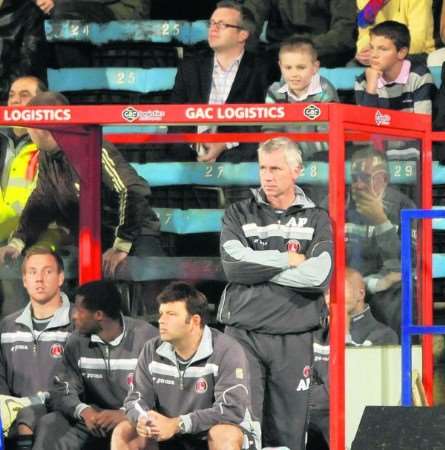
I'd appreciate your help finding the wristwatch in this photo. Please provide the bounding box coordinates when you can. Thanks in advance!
[178,417,186,434]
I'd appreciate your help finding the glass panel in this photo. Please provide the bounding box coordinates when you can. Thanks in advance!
[344,133,422,448]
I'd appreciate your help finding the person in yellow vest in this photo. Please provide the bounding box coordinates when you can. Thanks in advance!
[0,76,46,241]
[0,76,46,315]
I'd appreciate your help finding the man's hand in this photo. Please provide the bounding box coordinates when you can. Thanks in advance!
[34,0,55,14]
[136,414,155,439]
[102,248,128,277]
[80,407,106,437]
[352,189,388,225]
[146,411,180,442]
[364,67,382,94]
[94,409,126,433]
[288,252,306,268]
[197,143,226,163]
[375,272,402,292]
[0,245,20,265]
[355,47,371,66]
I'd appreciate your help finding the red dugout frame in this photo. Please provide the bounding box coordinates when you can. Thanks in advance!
[0,102,433,450]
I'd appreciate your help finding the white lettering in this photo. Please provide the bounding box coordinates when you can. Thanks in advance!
[3,108,72,122]
[155,378,175,385]
[185,107,213,120]
[296,378,310,392]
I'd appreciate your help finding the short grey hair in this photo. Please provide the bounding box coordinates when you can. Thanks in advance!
[258,137,303,169]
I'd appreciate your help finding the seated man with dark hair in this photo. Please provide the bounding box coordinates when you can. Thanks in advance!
[32,280,158,450]
[170,0,271,165]
[111,281,260,450]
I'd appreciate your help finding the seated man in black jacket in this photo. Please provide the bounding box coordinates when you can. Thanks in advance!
[170,0,272,164]
[0,91,163,277]
[32,280,158,450]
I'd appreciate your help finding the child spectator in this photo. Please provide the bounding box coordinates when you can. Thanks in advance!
[354,0,435,67]
[355,21,434,114]
[266,37,339,104]
[265,36,338,162]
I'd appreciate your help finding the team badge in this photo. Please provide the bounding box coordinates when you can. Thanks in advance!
[50,343,64,359]
[287,240,301,253]
[195,377,208,394]
[127,372,134,387]
[303,365,311,378]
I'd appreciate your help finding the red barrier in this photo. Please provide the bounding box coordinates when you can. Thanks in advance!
[0,102,433,450]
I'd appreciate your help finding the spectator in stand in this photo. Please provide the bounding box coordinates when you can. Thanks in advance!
[170,0,271,164]
[218,137,333,449]
[0,248,73,450]
[264,36,339,161]
[32,280,157,450]
[111,281,260,450]
[344,267,398,345]
[355,21,435,160]
[345,147,416,334]
[0,76,47,316]
[355,21,434,114]
[170,0,272,206]
[353,0,435,67]
[0,91,163,279]
[242,0,356,68]
[0,0,48,102]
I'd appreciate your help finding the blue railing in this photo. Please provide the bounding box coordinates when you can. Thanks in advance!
[401,209,445,405]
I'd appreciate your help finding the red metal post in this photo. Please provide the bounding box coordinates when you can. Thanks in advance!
[328,105,346,450]
[52,126,102,283]
[421,122,434,404]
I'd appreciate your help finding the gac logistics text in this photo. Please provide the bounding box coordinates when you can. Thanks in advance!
[184,105,285,120]
[3,109,72,121]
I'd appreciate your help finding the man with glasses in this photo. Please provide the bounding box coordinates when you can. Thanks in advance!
[170,0,271,166]
[346,147,415,334]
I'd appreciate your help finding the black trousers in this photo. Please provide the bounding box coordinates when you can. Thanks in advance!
[225,327,314,450]
[32,411,110,450]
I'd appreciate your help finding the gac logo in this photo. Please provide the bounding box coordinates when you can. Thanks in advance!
[122,107,139,122]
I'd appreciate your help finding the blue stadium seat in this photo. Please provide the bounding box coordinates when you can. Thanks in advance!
[133,161,442,187]
[45,20,208,45]
[48,65,442,95]
[48,67,176,93]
